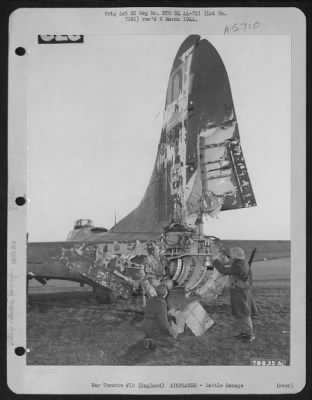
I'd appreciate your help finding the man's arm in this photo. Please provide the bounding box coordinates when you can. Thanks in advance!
[213,259,238,275]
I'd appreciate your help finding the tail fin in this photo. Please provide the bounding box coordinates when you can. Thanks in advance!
[112,36,256,234]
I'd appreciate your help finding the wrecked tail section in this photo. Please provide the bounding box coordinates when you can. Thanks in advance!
[112,35,256,234]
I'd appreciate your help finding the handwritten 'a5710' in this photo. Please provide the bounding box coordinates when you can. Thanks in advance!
[224,22,260,34]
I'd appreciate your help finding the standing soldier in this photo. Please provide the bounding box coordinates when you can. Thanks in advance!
[213,247,256,343]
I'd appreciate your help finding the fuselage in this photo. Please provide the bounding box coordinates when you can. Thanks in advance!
[28,35,257,301]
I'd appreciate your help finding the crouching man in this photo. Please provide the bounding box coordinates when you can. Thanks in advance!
[143,284,177,349]
[213,247,256,343]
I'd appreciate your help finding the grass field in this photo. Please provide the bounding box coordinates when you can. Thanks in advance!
[27,279,290,366]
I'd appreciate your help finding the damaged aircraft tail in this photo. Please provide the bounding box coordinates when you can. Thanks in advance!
[28,36,257,310]
[110,35,256,235]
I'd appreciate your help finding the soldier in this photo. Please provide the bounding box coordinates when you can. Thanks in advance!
[142,284,177,349]
[213,247,256,343]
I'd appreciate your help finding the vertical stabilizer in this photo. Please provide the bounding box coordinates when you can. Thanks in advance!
[112,36,256,234]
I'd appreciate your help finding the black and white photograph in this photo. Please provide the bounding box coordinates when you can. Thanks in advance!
[7,7,306,395]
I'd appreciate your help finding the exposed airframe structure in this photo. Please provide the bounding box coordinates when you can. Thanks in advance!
[111,35,256,234]
[28,35,257,306]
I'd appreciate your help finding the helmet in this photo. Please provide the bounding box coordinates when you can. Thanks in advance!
[229,247,245,260]
[156,284,168,297]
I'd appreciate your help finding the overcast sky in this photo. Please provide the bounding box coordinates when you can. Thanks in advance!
[27,34,290,241]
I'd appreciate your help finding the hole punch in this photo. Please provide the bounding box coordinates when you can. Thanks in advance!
[15,347,26,356]
[15,196,26,206]
[15,47,26,56]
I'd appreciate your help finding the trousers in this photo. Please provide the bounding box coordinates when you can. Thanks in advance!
[237,316,254,336]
